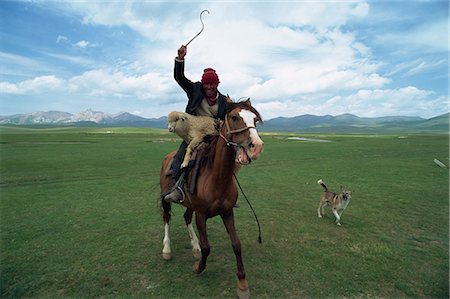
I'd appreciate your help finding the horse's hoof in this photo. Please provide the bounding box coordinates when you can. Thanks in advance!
[192,249,201,260]
[192,261,203,274]
[237,280,250,299]
[162,252,172,260]
[237,285,250,298]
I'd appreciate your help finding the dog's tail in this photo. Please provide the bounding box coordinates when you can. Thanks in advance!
[318,179,328,191]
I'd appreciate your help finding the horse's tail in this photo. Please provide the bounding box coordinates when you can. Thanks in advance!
[318,179,328,192]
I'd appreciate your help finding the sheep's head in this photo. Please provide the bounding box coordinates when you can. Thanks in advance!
[167,111,188,134]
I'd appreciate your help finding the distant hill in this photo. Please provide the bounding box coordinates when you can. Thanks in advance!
[0,110,448,133]
[0,111,73,124]
[261,113,448,133]
[412,113,450,132]
[0,110,168,128]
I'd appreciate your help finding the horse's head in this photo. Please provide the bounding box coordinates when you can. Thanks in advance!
[222,98,264,165]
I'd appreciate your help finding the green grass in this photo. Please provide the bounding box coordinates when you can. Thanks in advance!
[1,126,448,298]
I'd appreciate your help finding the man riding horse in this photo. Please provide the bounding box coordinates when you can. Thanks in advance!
[163,44,229,203]
[159,45,264,298]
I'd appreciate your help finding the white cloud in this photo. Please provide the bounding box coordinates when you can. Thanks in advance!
[0,75,63,95]
[0,52,51,77]
[0,69,178,101]
[322,86,446,118]
[0,82,20,94]
[67,69,177,101]
[74,40,90,48]
[167,11,391,104]
[44,53,95,66]
[43,1,382,98]
[406,59,447,76]
[375,18,448,53]
[254,86,448,119]
[56,35,68,43]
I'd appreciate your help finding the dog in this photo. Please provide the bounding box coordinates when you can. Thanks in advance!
[317,179,352,226]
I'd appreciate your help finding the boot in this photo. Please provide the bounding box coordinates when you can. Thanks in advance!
[163,187,183,203]
[163,175,185,204]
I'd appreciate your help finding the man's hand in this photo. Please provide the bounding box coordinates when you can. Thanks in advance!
[177,45,187,60]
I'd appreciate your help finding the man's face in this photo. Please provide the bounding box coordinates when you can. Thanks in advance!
[203,83,218,98]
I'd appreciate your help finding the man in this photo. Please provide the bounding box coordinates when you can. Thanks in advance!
[163,45,229,203]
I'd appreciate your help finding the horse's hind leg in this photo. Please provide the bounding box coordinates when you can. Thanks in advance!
[162,200,172,260]
[221,210,250,299]
[184,208,201,259]
[160,152,176,260]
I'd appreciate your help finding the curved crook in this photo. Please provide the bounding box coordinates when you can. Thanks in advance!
[185,10,210,46]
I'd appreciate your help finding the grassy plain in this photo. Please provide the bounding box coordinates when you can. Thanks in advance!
[1,126,448,298]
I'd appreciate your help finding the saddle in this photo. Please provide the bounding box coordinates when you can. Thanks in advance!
[163,141,209,195]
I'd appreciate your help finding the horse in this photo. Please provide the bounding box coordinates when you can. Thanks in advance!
[159,99,264,299]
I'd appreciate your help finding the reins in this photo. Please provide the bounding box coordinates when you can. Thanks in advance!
[234,173,262,244]
[218,113,262,244]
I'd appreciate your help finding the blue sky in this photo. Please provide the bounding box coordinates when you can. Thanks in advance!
[0,0,448,119]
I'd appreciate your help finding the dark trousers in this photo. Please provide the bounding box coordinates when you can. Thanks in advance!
[171,141,188,184]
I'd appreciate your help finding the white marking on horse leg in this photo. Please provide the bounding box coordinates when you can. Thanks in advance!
[317,206,322,218]
[187,223,201,258]
[162,223,171,260]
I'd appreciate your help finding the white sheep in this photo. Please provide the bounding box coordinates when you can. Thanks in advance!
[167,111,219,168]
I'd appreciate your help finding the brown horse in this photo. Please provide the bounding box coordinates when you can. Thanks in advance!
[159,99,264,299]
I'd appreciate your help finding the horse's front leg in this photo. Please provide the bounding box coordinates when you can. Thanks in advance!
[193,212,210,274]
[162,200,172,260]
[221,210,250,299]
[184,208,201,259]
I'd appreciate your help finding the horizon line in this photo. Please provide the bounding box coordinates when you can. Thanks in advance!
[1,109,449,121]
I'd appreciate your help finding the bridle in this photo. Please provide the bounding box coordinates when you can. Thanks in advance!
[218,111,256,148]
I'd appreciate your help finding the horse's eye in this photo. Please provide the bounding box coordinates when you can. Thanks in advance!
[231,115,238,121]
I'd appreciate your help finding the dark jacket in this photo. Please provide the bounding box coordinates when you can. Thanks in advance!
[174,59,227,120]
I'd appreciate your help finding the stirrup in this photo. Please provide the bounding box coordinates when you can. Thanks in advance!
[163,175,186,204]
[162,185,185,204]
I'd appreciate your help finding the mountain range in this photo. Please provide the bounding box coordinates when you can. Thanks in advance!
[0,110,166,127]
[0,110,448,133]
[261,113,449,133]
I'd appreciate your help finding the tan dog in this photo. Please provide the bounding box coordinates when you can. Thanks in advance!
[317,179,352,226]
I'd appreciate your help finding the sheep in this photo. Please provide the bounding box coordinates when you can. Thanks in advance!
[167,111,219,168]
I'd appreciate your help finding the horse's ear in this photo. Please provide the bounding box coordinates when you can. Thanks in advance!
[226,97,235,111]
[245,98,252,106]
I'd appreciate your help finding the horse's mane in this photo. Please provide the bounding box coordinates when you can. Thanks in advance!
[199,135,219,168]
